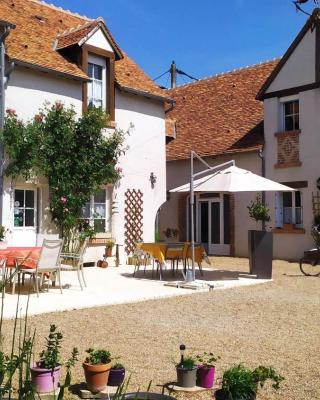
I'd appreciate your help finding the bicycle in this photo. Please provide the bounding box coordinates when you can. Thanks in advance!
[300,248,320,276]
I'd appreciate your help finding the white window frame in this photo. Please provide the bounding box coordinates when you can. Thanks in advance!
[279,95,299,132]
[275,191,303,228]
[13,189,37,229]
[87,55,106,109]
[81,189,108,233]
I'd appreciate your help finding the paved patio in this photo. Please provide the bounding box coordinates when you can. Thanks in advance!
[1,262,270,319]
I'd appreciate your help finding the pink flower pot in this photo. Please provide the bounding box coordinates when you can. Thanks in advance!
[197,365,215,388]
[30,364,61,393]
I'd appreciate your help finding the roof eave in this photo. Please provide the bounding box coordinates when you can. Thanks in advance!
[12,59,89,82]
[116,83,175,104]
[256,9,319,101]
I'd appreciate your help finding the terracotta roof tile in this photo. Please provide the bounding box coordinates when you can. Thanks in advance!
[166,60,279,161]
[55,20,99,50]
[115,53,166,98]
[1,0,165,97]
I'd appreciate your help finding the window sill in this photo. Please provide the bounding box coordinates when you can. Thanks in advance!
[274,129,301,137]
[106,120,116,129]
[272,227,305,234]
[274,161,302,169]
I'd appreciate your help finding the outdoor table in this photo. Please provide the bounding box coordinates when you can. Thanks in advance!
[138,242,206,280]
[0,247,41,293]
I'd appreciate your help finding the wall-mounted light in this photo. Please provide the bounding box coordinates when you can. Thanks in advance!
[150,172,157,189]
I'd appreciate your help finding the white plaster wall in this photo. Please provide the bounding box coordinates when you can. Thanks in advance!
[86,29,113,52]
[114,90,166,259]
[264,89,320,260]
[160,152,262,257]
[267,29,315,93]
[5,66,83,120]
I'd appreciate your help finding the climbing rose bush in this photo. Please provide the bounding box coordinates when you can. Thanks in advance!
[1,103,128,242]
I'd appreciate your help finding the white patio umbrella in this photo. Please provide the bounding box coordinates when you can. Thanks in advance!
[169,153,295,282]
[170,165,295,193]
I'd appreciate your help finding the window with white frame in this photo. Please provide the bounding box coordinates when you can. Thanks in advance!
[283,100,299,131]
[275,191,303,228]
[88,62,103,108]
[13,189,36,228]
[81,189,107,233]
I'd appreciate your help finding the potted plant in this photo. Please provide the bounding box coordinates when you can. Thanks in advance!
[176,356,197,388]
[163,228,179,242]
[30,325,63,393]
[108,362,126,387]
[0,226,8,250]
[196,352,220,388]
[247,195,273,279]
[83,348,112,393]
[215,364,284,400]
[105,241,115,257]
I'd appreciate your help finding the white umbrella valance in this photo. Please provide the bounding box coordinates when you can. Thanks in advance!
[170,165,295,193]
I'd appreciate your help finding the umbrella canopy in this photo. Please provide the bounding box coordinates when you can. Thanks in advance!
[170,165,295,193]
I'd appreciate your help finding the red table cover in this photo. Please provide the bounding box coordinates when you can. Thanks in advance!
[0,247,41,269]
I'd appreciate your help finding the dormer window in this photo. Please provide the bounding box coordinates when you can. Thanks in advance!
[284,100,299,131]
[88,62,104,108]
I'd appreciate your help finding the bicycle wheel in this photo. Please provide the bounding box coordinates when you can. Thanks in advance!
[300,260,320,276]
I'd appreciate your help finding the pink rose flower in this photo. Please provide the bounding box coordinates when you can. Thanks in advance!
[60,197,67,204]
[6,108,16,116]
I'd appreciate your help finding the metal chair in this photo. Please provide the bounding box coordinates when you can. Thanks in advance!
[60,237,88,290]
[132,248,150,277]
[185,243,205,276]
[15,239,64,297]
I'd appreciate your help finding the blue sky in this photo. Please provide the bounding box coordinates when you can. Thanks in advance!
[51,0,315,87]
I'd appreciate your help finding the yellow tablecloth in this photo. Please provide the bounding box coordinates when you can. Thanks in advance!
[138,242,205,265]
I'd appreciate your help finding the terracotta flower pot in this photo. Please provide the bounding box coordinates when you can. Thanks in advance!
[83,361,112,393]
[30,364,61,393]
[105,248,113,257]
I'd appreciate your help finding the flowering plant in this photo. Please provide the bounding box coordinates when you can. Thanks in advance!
[1,103,129,245]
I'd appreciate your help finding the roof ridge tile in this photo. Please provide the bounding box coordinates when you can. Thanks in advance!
[167,58,281,91]
[28,0,92,21]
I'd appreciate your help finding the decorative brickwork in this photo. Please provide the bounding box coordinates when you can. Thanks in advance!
[124,189,143,255]
[274,130,301,168]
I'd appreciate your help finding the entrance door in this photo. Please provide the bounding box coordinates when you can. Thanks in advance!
[197,194,230,256]
[12,189,37,247]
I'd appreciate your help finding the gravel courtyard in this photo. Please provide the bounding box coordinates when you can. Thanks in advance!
[1,257,320,400]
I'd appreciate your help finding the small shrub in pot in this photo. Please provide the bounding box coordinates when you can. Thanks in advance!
[196,352,220,388]
[176,356,197,388]
[108,362,126,387]
[83,348,112,393]
[215,364,284,400]
[30,325,63,393]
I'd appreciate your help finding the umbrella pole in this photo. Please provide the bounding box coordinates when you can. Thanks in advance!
[190,152,196,281]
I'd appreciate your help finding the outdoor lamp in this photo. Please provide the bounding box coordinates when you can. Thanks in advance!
[179,344,186,364]
[149,172,157,188]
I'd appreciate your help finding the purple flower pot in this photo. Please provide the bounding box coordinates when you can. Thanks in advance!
[30,364,61,393]
[197,365,215,388]
[107,368,126,387]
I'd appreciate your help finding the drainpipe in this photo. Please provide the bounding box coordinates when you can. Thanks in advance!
[0,22,15,226]
[259,147,266,231]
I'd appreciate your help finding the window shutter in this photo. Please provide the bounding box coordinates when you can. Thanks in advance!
[275,192,283,228]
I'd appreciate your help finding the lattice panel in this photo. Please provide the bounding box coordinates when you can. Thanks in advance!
[312,192,320,217]
[124,189,143,255]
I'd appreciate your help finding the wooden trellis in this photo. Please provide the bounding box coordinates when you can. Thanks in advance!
[124,189,144,255]
[312,192,320,217]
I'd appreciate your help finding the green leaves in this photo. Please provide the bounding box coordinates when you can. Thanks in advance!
[39,324,63,369]
[85,348,111,365]
[221,364,284,399]
[1,103,128,241]
[195,351,220,367]
[247,195,271,224]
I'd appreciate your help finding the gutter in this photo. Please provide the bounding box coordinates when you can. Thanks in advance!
[116,83,175,104]
[0,21,16,226]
